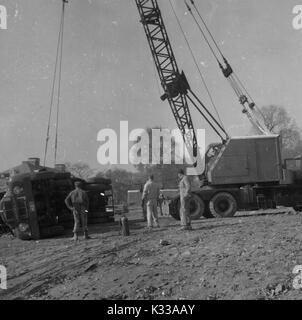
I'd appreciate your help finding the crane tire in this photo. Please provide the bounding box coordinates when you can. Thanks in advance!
[188,194,205,220]
[169,194,205,221]
[209,192,237,218]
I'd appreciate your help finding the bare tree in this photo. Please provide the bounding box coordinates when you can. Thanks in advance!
[65,162,95,180]
[252,105,302,157]
[134,126,186,189]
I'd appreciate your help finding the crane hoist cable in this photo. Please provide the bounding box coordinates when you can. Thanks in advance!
[184,0,270,135]
[43,0,68,167]
[168,0,225,133]
[54,0,67,165]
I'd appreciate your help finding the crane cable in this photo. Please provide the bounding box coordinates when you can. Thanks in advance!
[54,1,67,165]
[184,0,270,135]
[184,1,220,65]
[187,0,269,134]
[43,0,68,167]
[168,0,226,133]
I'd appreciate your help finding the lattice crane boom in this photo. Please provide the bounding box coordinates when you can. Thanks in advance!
[135,0,228,163]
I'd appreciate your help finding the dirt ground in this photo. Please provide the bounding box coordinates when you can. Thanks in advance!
[1,208,302,300]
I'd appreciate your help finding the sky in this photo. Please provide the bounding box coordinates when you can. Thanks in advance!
[0,0,302,172]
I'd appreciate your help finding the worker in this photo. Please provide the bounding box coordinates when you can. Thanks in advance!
[140,184,147,222]
[178,169,192,231]
[158,192,165,216]
[141,198,147,222]
[65,181,90,241]
[0,197,6,234]
[142,175,160,229]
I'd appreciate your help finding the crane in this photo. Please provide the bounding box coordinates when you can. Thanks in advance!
[135,0,287,220]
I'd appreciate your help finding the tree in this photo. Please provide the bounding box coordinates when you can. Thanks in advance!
[251,105,302,158]
[65,162,95,180]
[103,168,143,204]
[133,126,187,189]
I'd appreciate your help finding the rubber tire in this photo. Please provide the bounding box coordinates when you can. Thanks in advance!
[13,228,32,241]
[203,203,214,219]
[169,195,205,221]
[209,192,237,218]
[169,197,181,221]
[188,194,205,220]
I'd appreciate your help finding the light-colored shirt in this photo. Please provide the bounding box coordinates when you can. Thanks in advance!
[142,180,160,202]
[65,188,89,210]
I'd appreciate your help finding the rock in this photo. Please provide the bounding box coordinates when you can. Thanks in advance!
[274,284,283,295]
[84,263,98,273]
[160,240,171,246]
[181,250,192,257]
[192,237,201,244]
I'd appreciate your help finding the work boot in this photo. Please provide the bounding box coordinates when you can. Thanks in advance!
[84,230,91,240]
[72,232,79,241]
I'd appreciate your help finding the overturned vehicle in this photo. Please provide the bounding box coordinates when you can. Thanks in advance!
[0,158,114,240]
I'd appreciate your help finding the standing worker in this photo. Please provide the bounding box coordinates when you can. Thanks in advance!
[178,169,192,231]
[140,184,147,222]
[65,181,90,241]
[158,192,165,216]
[142,175,160,229]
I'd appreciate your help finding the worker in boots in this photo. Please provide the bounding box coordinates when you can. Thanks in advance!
[140,184,147,221]
[142,175,160,229]
[65,181,90,241]
[141,198,147,222]
[178,169,192,231]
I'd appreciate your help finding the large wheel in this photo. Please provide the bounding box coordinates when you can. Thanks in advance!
[209,192,238,218]
[188,194,205,220]
[169,194,205,221]
[203,203,214,219]
[169,197,181,221]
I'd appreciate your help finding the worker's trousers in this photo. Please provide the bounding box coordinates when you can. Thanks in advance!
[180,196,191,227]
[73,205,88,234]
[142,202,147,221]
[146,199,159,228]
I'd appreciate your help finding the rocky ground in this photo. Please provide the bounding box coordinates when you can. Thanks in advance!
[1,208,302,300]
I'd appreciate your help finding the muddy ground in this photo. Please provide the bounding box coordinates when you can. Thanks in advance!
[1,208,302,300]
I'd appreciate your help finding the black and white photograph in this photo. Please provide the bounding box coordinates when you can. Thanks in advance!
[1,0,302,305]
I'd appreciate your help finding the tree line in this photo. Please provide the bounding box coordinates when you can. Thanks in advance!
[66,105,302,204]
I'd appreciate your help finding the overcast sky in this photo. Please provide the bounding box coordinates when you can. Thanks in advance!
[0,0,302,172]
